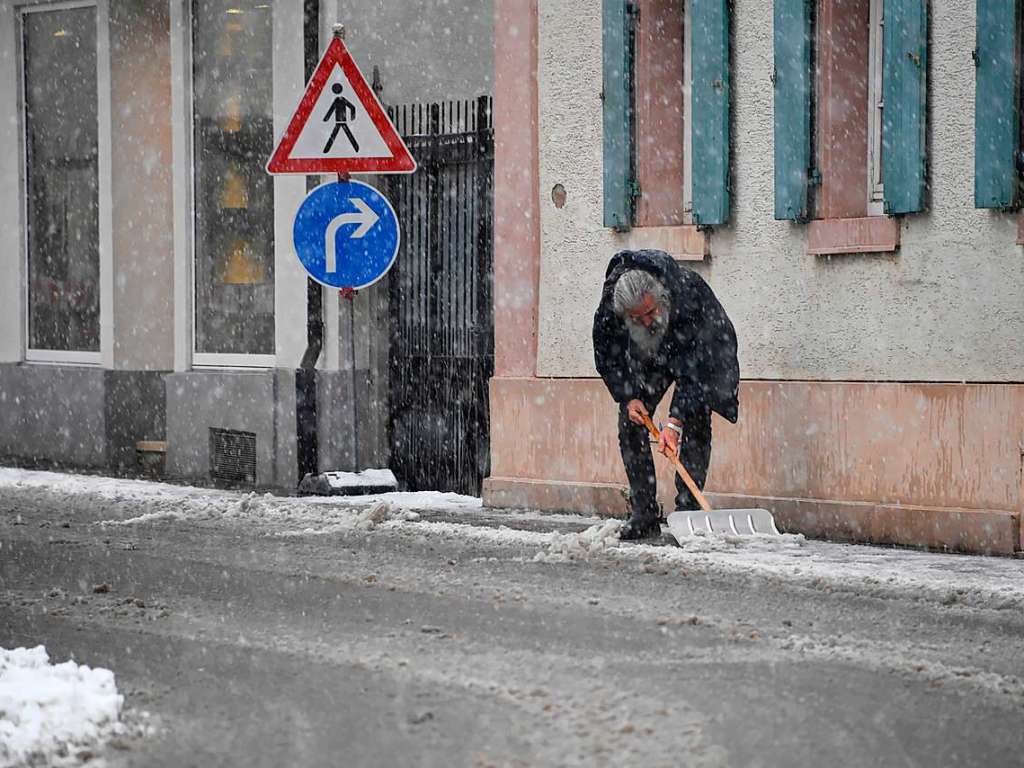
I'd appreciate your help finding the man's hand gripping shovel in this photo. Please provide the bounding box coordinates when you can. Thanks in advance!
[640,413,781,539]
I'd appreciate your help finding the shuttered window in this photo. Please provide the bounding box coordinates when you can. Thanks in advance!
[773,0,812,221]
[974,0,1021,210]
[691,0,730,226]
[774,0,928,222]
[881,0,928,215]
[603,0,637,231]
[603,0,731,230]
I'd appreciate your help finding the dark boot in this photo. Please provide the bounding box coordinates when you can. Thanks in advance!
[619,513,661,541]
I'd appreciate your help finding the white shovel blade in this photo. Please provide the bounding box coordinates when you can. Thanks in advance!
[667,508,780,540]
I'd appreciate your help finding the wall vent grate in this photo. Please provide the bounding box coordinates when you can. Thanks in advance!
[209,428,256,485]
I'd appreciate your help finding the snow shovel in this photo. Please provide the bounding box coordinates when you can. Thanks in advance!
[640,413,781,538]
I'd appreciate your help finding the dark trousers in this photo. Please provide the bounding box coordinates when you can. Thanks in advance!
[618,382,712,520]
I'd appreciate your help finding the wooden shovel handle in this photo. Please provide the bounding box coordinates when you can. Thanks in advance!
[640,413,713,513]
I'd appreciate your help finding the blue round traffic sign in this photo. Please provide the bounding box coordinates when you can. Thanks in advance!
[292,179,400,289]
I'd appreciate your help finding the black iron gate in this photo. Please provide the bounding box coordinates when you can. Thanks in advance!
[384,97,494,496]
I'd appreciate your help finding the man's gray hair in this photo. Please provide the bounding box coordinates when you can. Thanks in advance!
[612,270,669,317]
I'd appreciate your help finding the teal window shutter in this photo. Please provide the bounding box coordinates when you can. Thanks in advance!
[882,0,928,215]
[773,0,813,221]
[691,0,730,226]
[603,0,636,231]
[974,0,1021,210]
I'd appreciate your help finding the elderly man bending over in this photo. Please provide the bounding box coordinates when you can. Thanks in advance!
[592,249,740,540]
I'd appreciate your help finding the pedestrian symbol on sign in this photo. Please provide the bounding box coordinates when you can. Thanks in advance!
[323,83,358,153]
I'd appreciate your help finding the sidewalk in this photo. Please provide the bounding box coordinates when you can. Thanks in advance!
[2,467,1023,615]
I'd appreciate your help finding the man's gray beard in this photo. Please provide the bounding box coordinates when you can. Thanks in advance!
[626,313,668,359]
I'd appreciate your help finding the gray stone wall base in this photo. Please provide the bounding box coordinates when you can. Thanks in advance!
[165,369,297,489]
[317,368,388,474]
[0,364,165,470]
[105,371,166,469]
[1,363,379,490]
[317,369,354,472]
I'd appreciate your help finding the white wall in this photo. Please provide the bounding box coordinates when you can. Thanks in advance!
[535,0,1024,382]
[109,0,175,371]
[273,0,314,370]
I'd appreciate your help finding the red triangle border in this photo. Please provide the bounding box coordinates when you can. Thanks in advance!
[266,37,416,175]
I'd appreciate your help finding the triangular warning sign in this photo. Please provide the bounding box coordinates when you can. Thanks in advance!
[266,37,416,175]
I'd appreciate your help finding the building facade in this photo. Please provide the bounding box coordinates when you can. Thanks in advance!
[0,0,492,486]
[484,0,1024,553]
[2,0,1020,556]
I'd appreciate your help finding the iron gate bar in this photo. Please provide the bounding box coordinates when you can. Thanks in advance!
[385,96,494,496]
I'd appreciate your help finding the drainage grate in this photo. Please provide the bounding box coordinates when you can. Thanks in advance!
[209,428,257,485]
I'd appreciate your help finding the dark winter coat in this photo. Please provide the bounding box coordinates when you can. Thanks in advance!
[592,249,740,423]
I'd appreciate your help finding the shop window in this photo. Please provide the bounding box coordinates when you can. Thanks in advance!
[191,0,274,360]
[22,5,100,356]
[602,0,730,232]
[775,0,925,252]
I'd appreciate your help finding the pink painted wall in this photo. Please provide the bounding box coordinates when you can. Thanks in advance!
[493,0,540,377]
[490,377,1024,514]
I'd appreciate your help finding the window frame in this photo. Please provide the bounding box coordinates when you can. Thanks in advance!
[867,0,884,215]
[681,0,693,219]
[17,0,112,367]
[185,0,276,369]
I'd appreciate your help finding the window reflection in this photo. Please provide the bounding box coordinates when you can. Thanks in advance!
[23,7,100,353]
[192,0,274,356]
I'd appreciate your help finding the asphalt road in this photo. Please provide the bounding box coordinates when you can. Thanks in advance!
[2,487,1023,767]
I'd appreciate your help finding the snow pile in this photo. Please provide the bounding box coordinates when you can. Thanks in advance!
[626,534,1024,611]
[276,499,421,537]
[780,633,1024,704]
[671,529,808,554]
[356,500,402,529]
[0,469,479,532]
[384,519,557,548]
[323,498,422,532]
[93,489,431,534]
[533,519,623,562]
[531,522,806,564]
[324,468,397,489]
[0,646,123,767]
[348,490,480,512]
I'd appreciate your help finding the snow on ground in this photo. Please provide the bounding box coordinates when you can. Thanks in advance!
[275,499,422,536]
[534,519,623,562]
[0,467,479,527]
[0,646,123,767]
[321,468,397,489]
[3,467,1024,613]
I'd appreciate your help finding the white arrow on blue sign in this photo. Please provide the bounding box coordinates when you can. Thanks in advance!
[292,179,400,289]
